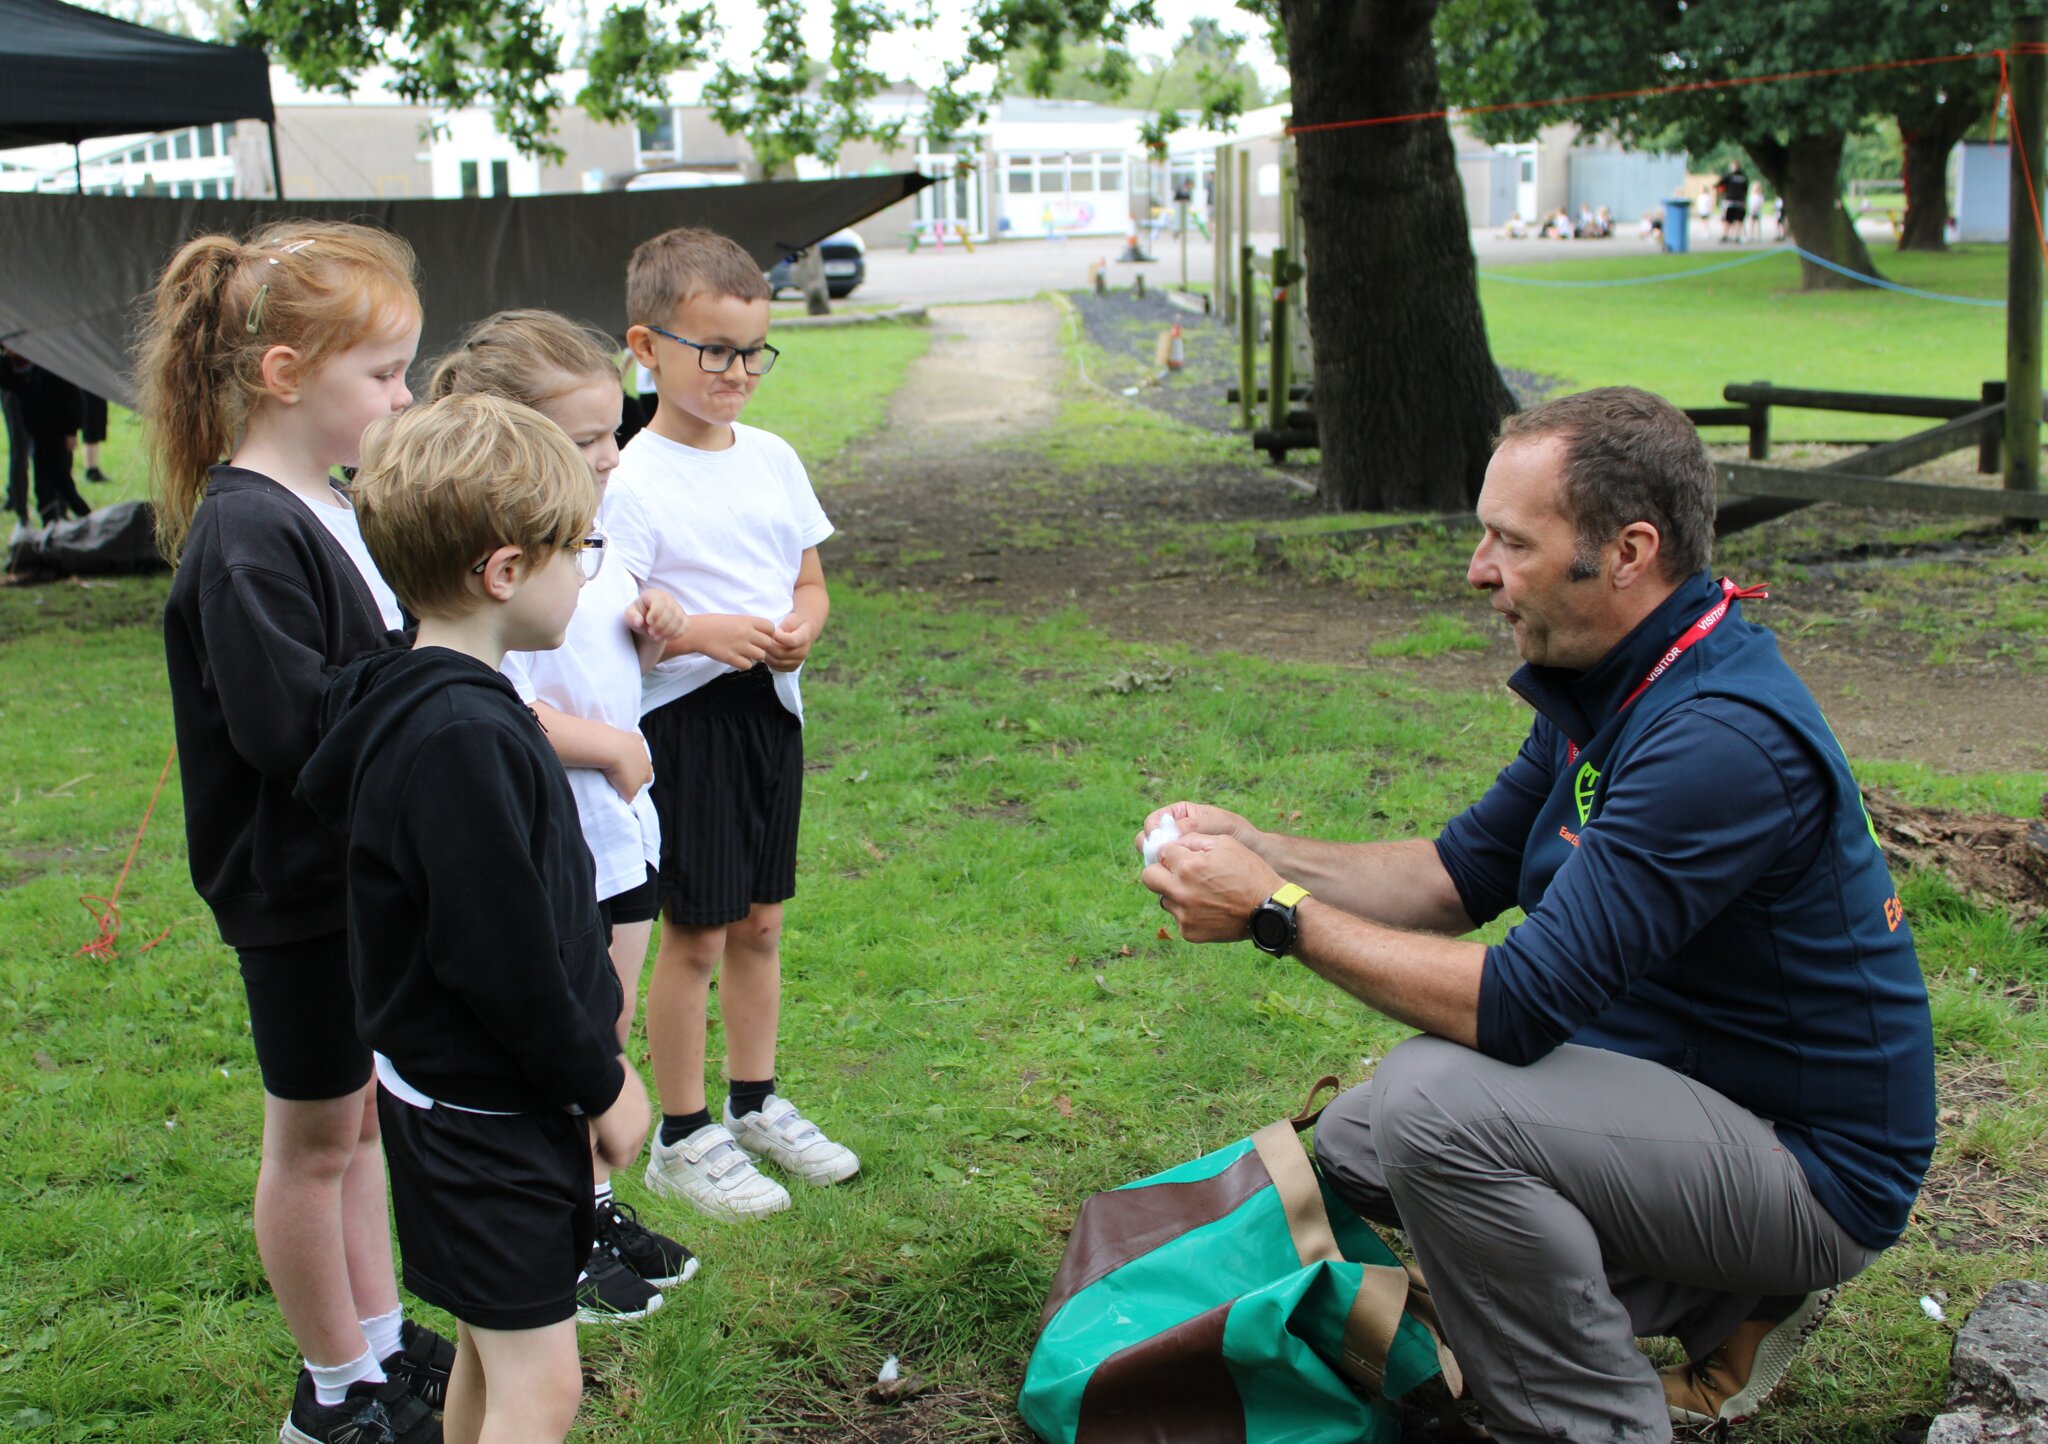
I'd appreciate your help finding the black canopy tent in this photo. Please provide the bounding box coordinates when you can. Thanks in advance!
[0,175,935,408]
[0,0,279,193]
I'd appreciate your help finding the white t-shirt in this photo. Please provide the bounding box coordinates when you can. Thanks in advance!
[306,485,403,630]
[602,422,833,719]
[500,558,662,904]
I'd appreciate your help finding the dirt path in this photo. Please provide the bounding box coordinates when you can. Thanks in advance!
[827,302,2048,778]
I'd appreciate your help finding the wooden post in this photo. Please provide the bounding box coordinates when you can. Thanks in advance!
[1269,247,1291,436]
[1981,380,2007,472]
[1215,146,1232,323]
[1237,147,1251,268]
[1747,380,1770,460]
[1239,244,1257,432]
[2005,14,2045,525]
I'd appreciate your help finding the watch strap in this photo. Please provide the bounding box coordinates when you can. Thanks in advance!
[1270,882,1310,910]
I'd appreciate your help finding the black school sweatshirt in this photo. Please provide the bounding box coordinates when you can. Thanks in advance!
[297,646,626,1116]
[163,466,407,947]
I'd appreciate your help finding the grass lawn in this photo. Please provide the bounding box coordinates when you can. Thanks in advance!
[1479,243,2015,441]
[3,296,2045,1442]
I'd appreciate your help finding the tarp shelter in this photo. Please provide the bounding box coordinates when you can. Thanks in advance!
[0,174,934,407]
[0,0,274,151]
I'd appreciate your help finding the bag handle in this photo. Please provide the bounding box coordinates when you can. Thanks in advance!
[1289,1074,1344,1132]
[1258,1090,1466,1401]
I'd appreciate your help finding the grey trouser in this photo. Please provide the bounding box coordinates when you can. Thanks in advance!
[1313,1037,1880,1444]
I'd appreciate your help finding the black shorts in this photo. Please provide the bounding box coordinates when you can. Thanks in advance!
[601,865,663,932]
[1724,203,1747,223]
[237,933,373,1101]
[376,1089,594,1330]
[643,665,803,928]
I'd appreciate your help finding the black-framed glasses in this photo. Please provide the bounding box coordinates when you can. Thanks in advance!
[645,324,780,376]
[469,531,607,583]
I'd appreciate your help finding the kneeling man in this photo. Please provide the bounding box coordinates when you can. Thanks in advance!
[1142,387,1934,1443]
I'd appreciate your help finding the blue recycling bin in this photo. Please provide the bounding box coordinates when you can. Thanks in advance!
[1662,198,1692,254]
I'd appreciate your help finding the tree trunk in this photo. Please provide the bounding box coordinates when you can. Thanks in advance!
[1897,102,1983,252]
[1280,0,1514,513]
[1747,134,1883,290]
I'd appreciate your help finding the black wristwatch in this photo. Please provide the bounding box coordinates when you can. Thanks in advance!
[1249,883,1310,956]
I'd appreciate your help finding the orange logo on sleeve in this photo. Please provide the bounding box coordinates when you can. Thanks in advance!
[1883,896,1904,932]
[1558,825,1580,848]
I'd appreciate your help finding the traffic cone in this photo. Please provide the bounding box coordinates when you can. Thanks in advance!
[1167,323,1185,370]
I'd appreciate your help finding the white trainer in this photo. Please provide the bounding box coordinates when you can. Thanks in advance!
[643,1122,790,1220]
[724,1094,861,1186]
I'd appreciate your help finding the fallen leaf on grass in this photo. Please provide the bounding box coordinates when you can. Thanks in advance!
[1116,944,1133,957]
[1156,927,1170,940]
[1055,1094,1073,1118]
[32,1051,56,1072]
[860,838,885,862]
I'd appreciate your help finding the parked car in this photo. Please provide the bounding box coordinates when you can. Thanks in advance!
[769,229,867,299]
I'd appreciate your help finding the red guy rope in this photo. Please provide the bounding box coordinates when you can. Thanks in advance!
[1998,49,2048,277]
[1287,50,1995,136]
[76,743,178,960]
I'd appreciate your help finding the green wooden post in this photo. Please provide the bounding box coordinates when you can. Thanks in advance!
[1268,247,1291,436]
[1239,244,1257,431]
[1214,145,1231,322]
[2006,14,2046,526]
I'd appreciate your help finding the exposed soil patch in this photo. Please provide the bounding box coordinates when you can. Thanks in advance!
[1869,789,2048,924]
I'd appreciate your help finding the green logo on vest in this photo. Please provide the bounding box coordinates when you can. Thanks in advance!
[1574,762,1601,825]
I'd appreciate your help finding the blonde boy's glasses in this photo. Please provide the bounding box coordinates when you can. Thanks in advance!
[565,532,607,582]
[644,324,780,376]
[469,532,607,583]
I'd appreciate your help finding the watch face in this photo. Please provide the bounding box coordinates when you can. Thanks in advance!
[1249,904,1289,953]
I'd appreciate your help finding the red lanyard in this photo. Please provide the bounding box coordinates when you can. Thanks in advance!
[1565,578,1768,766]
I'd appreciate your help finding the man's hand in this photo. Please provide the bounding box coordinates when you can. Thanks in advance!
[764,613,816,672]
[601,730,654,803]
[1133,800,1260,858]
[626,588,689,643]
[591,1067,651,1171]
[685,613,777,669]
[1143,833,1287,944]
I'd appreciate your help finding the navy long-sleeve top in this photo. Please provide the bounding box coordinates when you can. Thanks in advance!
[1434,572,1935,1248]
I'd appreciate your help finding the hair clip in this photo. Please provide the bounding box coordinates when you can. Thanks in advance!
[280,239,317,255]
[245,282,270,335]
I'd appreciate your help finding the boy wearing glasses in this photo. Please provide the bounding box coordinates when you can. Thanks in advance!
[607,225,858,1220]
[298,394,652,1444]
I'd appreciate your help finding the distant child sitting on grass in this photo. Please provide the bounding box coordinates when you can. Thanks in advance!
[142,220,450,1444]
[427,310,696,1319]
[298,393,652,1444]
[607,226,858,1219]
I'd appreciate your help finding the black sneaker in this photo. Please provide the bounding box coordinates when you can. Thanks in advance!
[281,1369,442,1444]
[85,467,109,483]
[596,1197,699,1288]
[575,1240,665,1324]
[380,1319,455,1412]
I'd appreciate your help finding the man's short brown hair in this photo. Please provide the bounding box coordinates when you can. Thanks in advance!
[1497,386,1716,582]
[627,226,770,327]
[352,393,599,618]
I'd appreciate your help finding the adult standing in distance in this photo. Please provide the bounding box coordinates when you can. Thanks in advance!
[1140,387,1935,1444]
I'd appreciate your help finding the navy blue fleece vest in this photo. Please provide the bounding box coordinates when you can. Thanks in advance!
[1512,577,1935,1249]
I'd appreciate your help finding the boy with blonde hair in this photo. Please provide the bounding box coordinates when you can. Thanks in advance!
[607,226,858,1219]
[299,393,651,1444]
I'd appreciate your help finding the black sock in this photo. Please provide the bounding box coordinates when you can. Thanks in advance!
[659,1109,713,1147]
[728,1077,775,1120]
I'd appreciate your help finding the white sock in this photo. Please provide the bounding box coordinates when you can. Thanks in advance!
[306,1346,384,1407]
[594,1179,614,1207]
[360,1306,404,1364]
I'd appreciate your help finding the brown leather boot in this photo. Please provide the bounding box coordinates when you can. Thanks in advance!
[1661,1289,1837,1427]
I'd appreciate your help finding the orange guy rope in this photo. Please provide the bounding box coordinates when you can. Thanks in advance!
[76,743,178,959]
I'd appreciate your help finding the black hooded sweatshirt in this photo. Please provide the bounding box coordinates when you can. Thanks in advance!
[297,645,626,1116]
[164,466,408,947]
